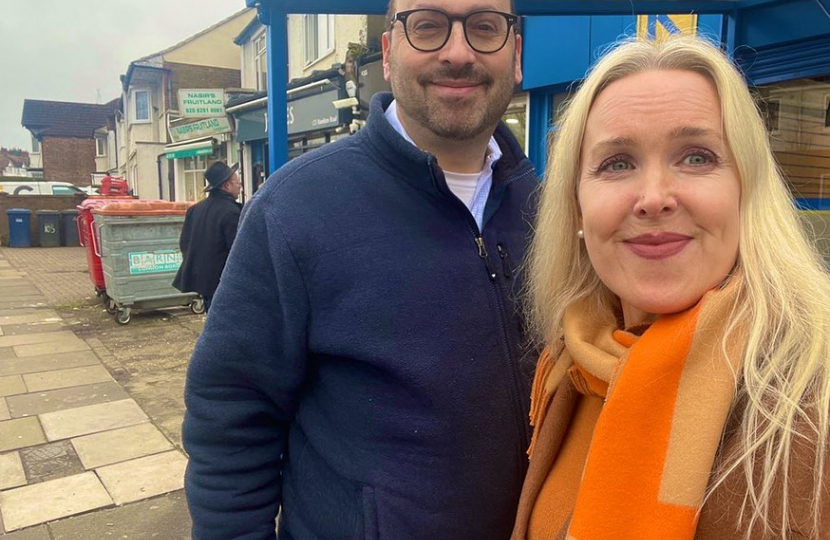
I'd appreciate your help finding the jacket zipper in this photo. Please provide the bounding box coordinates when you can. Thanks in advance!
[496,243,513,279]
[475,236,498,282]
[429,156,533,454]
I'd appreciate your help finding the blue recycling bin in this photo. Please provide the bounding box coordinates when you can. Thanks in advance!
[6,208,32,247]
[60,209,80,246]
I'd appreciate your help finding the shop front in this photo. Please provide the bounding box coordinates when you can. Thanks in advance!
[164,89,238,202]
[518,2,830,212]
[229,75,354,197]
[286,79,352,159]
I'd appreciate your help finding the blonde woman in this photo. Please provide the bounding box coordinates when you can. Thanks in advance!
[514,36,830,540]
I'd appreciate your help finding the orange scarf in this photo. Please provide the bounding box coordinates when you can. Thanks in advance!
[529,277,745,540]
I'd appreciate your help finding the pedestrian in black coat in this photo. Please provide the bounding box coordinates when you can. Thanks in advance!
[173,161,242,312]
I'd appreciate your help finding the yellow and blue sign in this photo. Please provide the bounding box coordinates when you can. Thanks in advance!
[637,14,698,40]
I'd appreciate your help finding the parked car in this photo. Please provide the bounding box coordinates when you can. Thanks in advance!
[0,180,87,196]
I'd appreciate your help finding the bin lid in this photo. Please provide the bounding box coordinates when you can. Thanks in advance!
[91,200,193,216]
[35,210,60,215]
[77,196,142,211]
[61,209,79,215]
[6,208,31,215]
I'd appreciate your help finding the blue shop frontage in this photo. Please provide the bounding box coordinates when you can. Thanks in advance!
[248,0,830,212]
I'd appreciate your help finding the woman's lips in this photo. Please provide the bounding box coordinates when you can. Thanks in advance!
[624,232,692,260]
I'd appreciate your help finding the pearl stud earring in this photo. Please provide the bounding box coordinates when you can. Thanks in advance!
[577,230,584,239]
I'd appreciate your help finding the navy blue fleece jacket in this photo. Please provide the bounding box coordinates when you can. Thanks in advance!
[183,92,540,540]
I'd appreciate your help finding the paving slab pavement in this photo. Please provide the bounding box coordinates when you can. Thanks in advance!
[0,247,202,537]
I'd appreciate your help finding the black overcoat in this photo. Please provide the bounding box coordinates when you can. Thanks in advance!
[173,190,241,298]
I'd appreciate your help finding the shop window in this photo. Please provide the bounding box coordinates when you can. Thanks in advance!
[753,77,830,203]
[255,31,268,91]
[304,14,335,66]
[757,98,780,133]
[184,155,210,202]
[503,94,529,153]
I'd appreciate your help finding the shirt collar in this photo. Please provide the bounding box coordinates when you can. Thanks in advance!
[384,99,502,172]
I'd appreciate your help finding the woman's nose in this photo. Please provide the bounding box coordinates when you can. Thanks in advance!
[633,165,678,217]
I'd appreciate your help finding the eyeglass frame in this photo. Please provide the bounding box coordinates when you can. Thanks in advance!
[389,9,520,54]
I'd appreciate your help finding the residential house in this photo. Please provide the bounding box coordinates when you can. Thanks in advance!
[118,8,256,201]
[21,100,115,187]
[0,149,31,177]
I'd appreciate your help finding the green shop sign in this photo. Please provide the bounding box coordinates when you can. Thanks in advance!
[128,250,183,275]
[168,116,231,144]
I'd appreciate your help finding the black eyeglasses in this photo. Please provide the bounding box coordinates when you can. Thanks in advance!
[391,9,518,54]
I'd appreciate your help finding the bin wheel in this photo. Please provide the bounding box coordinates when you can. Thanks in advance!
[105,297,117,315]
[190,298,206,315]
[116,307,131,325]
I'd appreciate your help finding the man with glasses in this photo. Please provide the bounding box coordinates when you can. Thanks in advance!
[183,1,539,539]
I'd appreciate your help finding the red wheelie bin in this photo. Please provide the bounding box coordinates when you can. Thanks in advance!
[78,197,136,308]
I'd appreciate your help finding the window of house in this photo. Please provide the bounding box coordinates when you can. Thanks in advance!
[31,137,40,154]
[183,155,210,202]
[825,94,830,129]
[304,14,335,66]
[96,137,107,157]
[133,89,150,122]
[255,31,268,91]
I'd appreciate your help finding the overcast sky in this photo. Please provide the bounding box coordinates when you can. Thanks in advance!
[0,0,246,151]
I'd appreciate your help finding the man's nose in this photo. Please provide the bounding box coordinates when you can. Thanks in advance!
[437,21,476,65]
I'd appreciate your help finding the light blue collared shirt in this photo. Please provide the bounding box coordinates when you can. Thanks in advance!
[384,100,502,231]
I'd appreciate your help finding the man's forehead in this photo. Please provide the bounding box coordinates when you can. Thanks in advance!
[395,0,512,13]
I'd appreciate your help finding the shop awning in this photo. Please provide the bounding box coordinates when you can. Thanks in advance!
[164,137,215,159]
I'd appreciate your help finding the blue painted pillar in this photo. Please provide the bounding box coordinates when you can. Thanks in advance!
[265,6,288,175]
[722,9,739,55]
[527,91,551,180]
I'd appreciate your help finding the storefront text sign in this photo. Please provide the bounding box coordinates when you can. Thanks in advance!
[128,250,183,275]
[287,88,342,135]
[178,89,226,118]
[169,117,231,143]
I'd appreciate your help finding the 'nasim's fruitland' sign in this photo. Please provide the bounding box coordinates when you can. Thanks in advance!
[169,117,232,143]
[178,89,226,118]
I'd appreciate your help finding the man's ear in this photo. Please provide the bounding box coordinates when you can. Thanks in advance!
[514,34,523,86]
[382,32,392,83]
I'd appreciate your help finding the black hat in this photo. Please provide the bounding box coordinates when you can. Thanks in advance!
[204,161,239,191]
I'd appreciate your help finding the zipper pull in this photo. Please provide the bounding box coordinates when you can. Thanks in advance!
[475,236,498,282]
[496,244,513,279]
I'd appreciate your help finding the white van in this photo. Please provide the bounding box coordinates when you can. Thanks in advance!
[0,180,87,196]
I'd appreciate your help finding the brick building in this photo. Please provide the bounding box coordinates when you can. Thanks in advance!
[20,100,116,187]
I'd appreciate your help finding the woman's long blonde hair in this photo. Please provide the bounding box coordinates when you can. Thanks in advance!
[526,35,830,538]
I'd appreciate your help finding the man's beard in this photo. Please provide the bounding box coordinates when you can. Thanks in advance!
[391,60,515,141]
